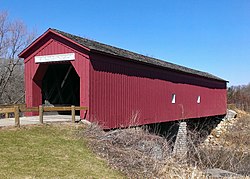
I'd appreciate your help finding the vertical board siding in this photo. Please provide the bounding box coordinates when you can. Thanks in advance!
[24,35,90,117]
[23,31,227,129]
[89,53,227,129]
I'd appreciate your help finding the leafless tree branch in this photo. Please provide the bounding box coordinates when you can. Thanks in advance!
[0,11,36,104]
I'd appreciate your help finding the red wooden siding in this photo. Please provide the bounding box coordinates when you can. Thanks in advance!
[89,53,226,129]
[20,29,227,129]
[23,32,90,117]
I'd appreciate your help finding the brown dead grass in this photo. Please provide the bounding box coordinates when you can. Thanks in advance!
[77,124,207,178]
[77,110,250,178]
[223,114,250,150]
[77,124,170,178]
[192,111,250,176]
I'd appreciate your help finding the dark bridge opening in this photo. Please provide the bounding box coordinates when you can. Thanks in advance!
[42,63,80,115]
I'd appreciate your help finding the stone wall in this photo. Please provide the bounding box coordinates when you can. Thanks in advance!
[172,121,187,159]
[171,110,237,160]
[204,110,237,146]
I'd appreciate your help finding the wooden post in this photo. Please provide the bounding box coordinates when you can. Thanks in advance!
[14,106,20,127]
[39,105,44,124]
[5,113,8,118]
[71,105,75,123]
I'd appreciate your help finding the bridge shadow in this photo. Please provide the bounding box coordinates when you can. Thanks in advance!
[145,115,225,149]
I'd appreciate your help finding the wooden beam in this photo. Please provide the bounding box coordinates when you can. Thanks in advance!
[53,70,64,103]
[43,106,72,112]
[14,106,20,127]
[20,107,39,112]
[1,106,87,113]
[42,106,88,112]
[71,105,75,123]
[1,105,88,126]
[75,106,88,110]
[39,105,44,124]
[61,65,72,88]
[0,104,26,109]
[0,108,14,114]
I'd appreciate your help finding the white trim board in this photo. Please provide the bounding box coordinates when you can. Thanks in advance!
[35,53,75,63]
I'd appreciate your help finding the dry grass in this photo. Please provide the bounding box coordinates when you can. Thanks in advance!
[78,123,207,178]
[157,158,205,178]
[189,112,250,177]
[189,142,250,176]
[77,124,170,178]
[79,111,250,178]
[223,114,250,151]
[79,124,164,178]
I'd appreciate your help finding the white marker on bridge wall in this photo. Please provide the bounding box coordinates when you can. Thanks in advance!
[35,53,75,63]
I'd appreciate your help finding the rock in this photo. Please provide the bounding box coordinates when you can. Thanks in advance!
[136,140,167,160]
[150,144,164,160]
[80,119,91,125]
[204,168,242,178]
[225,110,237,120]
[206,110,239,145]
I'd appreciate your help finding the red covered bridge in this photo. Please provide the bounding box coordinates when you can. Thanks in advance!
[19,29,227,129]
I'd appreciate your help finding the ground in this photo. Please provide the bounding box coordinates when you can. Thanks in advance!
[0,109,249,178]
[199,109,250,176]
[0,124,123,178]
[0,115,78,127]
[80,110,250,178]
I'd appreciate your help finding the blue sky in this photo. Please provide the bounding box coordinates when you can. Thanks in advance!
[1,0,250,86]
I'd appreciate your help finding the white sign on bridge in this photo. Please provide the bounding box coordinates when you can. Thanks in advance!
[35,53,75,63]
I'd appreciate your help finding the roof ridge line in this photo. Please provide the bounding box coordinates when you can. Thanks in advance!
[51,28,226,82]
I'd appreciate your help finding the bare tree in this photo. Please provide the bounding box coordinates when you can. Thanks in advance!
[228,83,250,112]
[0,11,36,104]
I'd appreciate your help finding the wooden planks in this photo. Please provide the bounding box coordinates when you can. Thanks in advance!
[39,106,43,124]
[14,106,20,127]
[0,108,15,113]
[71,105,75,123]
[0,105,88,127]
[21,107,39,112]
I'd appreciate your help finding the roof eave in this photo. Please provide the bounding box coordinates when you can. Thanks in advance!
[90,49,227,83]
[19,28,52,58]
[19,28,91,58]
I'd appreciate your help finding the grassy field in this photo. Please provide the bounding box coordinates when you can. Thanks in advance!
[0,124,123,178]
